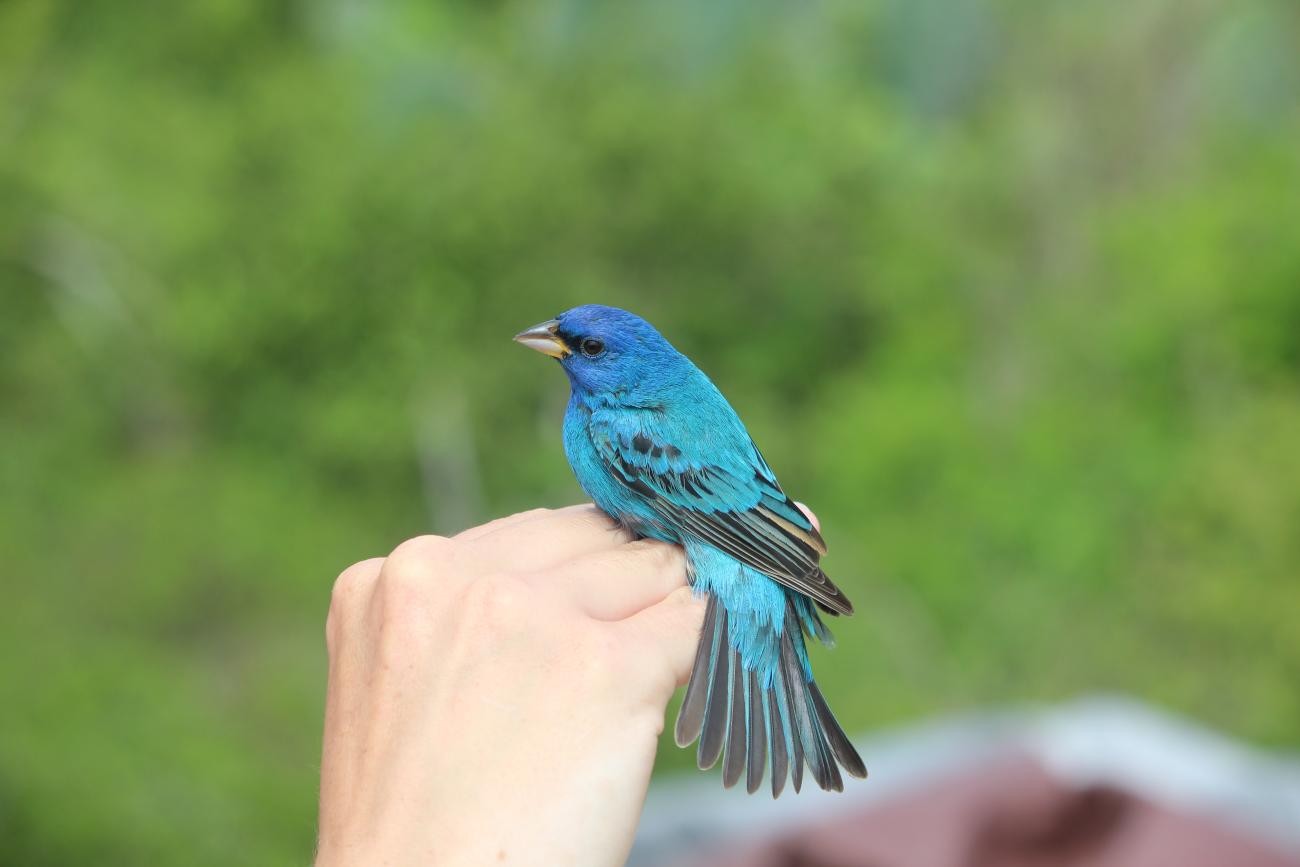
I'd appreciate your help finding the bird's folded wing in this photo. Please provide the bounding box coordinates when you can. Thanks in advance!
[589,418,853,615]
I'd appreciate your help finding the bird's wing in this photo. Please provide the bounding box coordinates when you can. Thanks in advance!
[588,414,853,615]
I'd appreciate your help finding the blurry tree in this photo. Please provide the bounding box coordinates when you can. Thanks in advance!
[1,0,1298,863]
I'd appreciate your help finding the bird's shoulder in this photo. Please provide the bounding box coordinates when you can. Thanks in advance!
[587,393,758,483]
[584,389,803,533]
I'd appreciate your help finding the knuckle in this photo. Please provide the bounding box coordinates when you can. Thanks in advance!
[330,558,382,611]
[370,537,460,636]
[384,534,455,584]
[327,558,383,651]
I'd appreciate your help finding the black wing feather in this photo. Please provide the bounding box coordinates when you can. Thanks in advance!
[593,428,854,615]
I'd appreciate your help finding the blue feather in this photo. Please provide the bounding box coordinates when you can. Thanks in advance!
[527,304,866,795]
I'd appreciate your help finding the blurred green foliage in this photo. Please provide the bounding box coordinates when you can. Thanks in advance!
[2,0,1299,863]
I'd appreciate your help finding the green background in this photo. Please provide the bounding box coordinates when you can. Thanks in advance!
[2,1,1298,863]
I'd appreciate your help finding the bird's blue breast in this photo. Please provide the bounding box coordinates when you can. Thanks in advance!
[563,397,678,543]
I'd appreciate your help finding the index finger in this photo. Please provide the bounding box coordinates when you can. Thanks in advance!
[528,539,688,621]
[454,504,635,576]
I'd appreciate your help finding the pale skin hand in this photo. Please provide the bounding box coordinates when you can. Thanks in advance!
[315,505,704,867]
[315,502,820,867]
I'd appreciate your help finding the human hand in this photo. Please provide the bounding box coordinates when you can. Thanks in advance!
[315,505,705,867]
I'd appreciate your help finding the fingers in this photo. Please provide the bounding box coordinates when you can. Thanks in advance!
[455,503,623,543]
[332,507,638,645]
[453,506,558,543]
[455,505,634,575]
[794,501,820,532]
[327,557,385,647]
[618,586,708,688]
[530,539,689,620]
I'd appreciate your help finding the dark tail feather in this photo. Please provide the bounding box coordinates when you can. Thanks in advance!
[722,662,746,788]
[810,680,868,779]
[696,604,730,770]
[674,594,718,748]
[767,686,789,798]
[779,632,835,791]
[777,636,807,792]
[674,591,866,796]
[745,669,767,795]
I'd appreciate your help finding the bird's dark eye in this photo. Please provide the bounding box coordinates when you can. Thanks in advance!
[580,338,605,357]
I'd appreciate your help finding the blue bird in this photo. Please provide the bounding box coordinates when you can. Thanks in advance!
[514,305,866,796]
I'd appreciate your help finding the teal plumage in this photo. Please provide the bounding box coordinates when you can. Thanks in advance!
[515,305,866,795]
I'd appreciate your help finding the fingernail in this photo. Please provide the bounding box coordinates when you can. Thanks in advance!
[794,501,820,532]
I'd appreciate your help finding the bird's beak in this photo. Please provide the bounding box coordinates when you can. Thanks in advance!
[513,319,570,359]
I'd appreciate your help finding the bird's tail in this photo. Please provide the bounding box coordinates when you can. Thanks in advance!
[674,592,867,796]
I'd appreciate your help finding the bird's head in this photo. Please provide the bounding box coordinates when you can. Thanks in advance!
[514,304,683,402]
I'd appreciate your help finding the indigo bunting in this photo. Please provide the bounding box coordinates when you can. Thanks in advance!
[515,305,866,796]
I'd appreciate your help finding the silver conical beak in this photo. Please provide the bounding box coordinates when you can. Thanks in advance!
[513,319,570,358]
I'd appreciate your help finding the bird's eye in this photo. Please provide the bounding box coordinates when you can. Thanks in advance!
[580,338,605,357]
